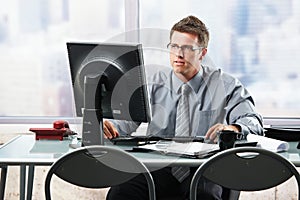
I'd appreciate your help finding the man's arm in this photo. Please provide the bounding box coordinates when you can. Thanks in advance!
[228,99,264,136]
[205,75,264,143]
[103,119,140,139]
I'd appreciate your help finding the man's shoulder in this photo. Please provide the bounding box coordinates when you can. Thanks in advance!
[148,67,172,84]
[202,64,236,82]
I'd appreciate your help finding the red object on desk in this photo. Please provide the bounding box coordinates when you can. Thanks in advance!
[29,120,74,140]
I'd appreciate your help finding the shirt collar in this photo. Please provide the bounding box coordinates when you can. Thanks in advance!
[171,66,204,94]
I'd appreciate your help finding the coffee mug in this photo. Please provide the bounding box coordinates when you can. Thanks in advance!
[218,130,243,150]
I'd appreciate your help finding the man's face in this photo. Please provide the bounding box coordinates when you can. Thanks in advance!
[169,31,205,78]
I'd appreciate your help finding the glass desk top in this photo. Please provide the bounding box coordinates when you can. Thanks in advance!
[0,135,299,168]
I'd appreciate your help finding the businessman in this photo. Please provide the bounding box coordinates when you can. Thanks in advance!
[104,15,264,200]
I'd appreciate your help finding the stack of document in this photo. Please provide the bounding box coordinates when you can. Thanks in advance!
[247,134,289,152]
[138,141,220,158]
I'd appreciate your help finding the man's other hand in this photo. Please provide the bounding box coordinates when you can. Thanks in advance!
[205,123,240,143]
[103,120,119,139]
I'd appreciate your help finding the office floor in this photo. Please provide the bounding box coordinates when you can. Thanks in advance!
[0,133,298,200]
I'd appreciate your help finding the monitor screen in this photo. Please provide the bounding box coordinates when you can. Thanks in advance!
[67,42,151,145]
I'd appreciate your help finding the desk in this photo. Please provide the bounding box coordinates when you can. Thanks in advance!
[0,135,207,200]
[0,135,299,200]
[0,135,76,200]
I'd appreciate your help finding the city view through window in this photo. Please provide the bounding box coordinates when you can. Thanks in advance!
[0,0,300,120]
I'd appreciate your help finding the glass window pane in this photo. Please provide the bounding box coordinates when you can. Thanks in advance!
[140,0,300,118]
[0,0,125,117]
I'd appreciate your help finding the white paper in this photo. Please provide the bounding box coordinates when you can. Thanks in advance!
[247,134,289,152]
[139,141,219,157]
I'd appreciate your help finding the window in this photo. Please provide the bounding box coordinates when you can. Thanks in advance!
[140,0,300,119]
[1,0,300,124]
[0,0,125,117]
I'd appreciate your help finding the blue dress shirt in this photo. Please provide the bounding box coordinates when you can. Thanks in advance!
[111,64,264,137]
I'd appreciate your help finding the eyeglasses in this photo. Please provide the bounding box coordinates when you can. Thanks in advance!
[167,43,203,54]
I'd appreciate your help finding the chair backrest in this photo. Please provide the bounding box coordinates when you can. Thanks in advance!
[190,147,300,200]
[45,145,156,200]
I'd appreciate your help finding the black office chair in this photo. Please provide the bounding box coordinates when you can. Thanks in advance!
[190,147,300,200]
[45,145,156,200]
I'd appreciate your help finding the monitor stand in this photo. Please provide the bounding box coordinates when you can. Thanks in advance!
[81,108,104,146]
[81,75,105,146]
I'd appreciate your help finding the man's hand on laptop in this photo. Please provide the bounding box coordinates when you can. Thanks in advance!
[103,120,119,139]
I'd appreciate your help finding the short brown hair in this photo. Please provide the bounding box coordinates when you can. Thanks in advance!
[170,15,209,48]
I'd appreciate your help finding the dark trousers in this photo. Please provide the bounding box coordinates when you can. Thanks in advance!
[106,167,224,200]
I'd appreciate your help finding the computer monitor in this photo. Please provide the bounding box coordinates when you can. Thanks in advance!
[67,42,151,146]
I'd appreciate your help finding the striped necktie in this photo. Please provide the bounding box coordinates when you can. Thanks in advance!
[175,83,190,137]
[172,83,191,182]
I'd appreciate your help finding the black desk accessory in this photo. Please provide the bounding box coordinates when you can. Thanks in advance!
[218,130,244,150]
[264,126,300,141]
[110,135,205,146]
[217,130,258,150]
